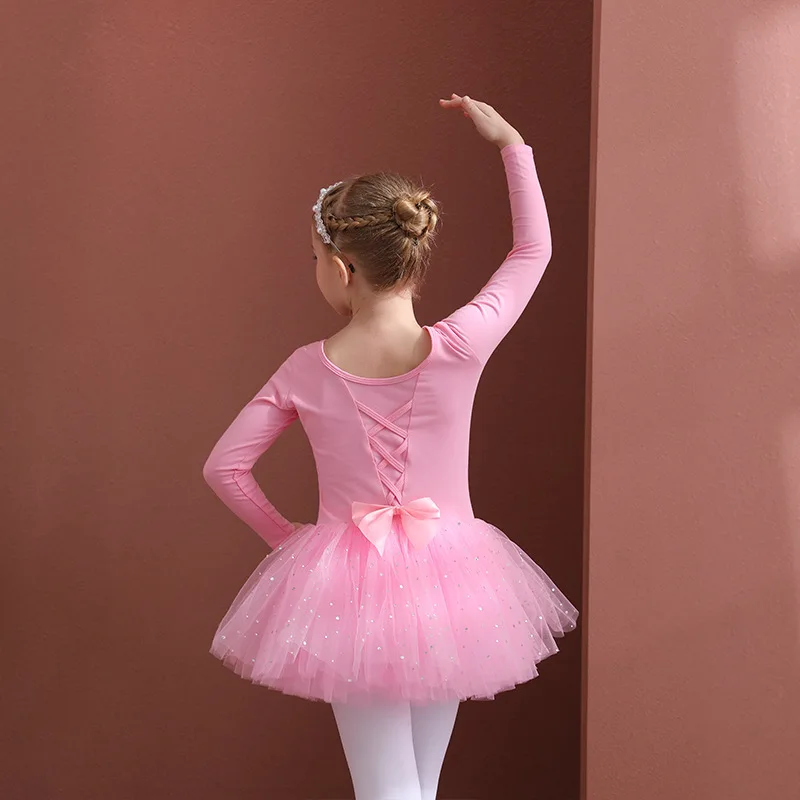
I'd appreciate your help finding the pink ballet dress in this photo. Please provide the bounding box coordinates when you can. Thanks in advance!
[202,143,579,703]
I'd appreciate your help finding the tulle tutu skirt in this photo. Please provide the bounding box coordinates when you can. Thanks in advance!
[209,518,579,703]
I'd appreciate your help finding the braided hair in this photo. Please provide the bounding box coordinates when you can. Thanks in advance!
[316,171,441,296]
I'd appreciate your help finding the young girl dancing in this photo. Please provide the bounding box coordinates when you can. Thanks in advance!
[203,92,580,800]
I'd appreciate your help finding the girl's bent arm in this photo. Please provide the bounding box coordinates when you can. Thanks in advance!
[202,356,297,549]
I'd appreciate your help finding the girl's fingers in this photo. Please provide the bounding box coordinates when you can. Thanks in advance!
[439,100,474,119]
[462,96,491,118]
[468,98,493,117]
[439,93,492,119]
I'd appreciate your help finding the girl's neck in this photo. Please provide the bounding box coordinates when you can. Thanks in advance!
[347,291,421,333]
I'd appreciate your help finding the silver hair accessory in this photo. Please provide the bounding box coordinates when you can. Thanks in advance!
[311,180,355,272]
[312,181,344,245]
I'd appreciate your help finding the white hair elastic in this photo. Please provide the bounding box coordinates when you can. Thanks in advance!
[312,180,355,272]
[312,181,344,245]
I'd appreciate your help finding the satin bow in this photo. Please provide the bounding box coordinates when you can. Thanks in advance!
[351,497,441,557]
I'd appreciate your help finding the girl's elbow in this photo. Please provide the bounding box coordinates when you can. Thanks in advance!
[542,234,553,265]
[202,455,222,486]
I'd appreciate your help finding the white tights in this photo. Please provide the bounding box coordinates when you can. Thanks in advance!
[331,697,460,800]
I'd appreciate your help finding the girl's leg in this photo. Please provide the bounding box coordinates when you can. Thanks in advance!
[409,700,460,800]
[331,697,422,800]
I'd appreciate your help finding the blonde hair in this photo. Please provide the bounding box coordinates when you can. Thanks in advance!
[317,171,441,297]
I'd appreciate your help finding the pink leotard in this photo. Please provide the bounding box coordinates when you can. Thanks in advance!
[202,144,579,703]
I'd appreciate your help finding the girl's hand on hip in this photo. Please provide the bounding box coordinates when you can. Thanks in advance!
[439,93,525,149]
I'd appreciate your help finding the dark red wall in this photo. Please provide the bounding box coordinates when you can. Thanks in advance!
[2,2,591,798]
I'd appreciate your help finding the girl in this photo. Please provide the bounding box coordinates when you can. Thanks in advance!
[202,93,579,800]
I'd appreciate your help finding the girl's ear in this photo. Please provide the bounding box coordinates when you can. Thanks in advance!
[334,256,353,287]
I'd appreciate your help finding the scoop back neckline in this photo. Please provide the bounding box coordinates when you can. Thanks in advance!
[318,325,436,385]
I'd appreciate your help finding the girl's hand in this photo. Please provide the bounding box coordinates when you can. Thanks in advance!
[439,93,525,149]
[291,521,308,532]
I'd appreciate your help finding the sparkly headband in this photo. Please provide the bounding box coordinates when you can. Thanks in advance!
[312,181,344,246]
[312,180,355,272]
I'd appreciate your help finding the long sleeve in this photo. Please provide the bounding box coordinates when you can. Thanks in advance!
[202,355,298,549]
[436,143,552,365]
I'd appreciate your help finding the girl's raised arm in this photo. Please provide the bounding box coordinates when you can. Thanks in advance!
[436,141,553,365]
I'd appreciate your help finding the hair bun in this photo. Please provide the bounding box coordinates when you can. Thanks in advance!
[392,193,433,238]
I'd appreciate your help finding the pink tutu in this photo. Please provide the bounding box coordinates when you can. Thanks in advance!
[209,518,579,703]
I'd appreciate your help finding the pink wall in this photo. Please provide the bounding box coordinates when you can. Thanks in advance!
[587,1,800,798]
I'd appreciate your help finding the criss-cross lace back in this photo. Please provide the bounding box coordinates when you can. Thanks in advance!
[351,396,413,505]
